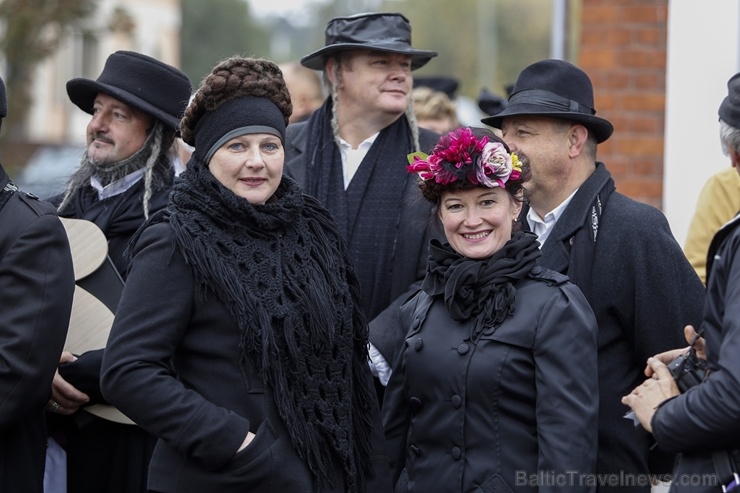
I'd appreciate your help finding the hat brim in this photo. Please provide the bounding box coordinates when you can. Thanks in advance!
[67,78,180,130]
[301,44,437,71]
[481,103,614,143]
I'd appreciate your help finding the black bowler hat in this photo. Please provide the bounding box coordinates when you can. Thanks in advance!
[481,59,613,143]
[414,76,459,99]
[719,72,740,128]
[66,51,192,131]
[0,75,6,120]
[477,87,508,116]
[301,12,437,71]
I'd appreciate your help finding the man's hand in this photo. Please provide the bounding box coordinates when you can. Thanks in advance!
[622,357,680,432]
[47,351,90,415]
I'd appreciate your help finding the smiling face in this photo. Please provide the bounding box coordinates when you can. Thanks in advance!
[208,133,284,204]
[86,93,153,165]
[336,49,412,120]
[439,186,522,259]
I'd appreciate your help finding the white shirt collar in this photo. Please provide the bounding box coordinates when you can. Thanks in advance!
[338,133,379,189]
[526,189,578,247]
[90,168,146,200]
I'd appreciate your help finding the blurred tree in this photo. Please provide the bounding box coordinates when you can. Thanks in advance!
[0,0,96,141]
[181,0,269,86]
[382,0,551,100]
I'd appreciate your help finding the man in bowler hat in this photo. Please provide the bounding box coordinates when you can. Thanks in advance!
[284,12,442,392]
[0,75,75,493]
[623,71,740,493]
[483,59,706,491]
[46,50,191,493]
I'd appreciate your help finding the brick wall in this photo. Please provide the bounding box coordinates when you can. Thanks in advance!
[578,0,668,209]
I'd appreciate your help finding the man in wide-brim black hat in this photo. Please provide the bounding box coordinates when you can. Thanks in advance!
[45,50,192,493]
[284,12,443,399]
[483,58,706,492]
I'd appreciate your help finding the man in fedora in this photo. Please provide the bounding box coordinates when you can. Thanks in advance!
[45,50,191,493]
[483,59,705,491]
[284,12,442,394]
[0,76,75,493]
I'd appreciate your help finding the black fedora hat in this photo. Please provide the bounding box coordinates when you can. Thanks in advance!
[301,12,437,71]
[481,59,613,143]
[414,76,459,99]
[719,72,740,128]
[66,51,192,131]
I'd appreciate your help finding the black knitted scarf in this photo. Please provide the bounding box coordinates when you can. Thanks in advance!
[162,157,375,492]
[422,231,541,340]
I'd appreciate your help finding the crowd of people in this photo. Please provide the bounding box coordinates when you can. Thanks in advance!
[0,10,738,493]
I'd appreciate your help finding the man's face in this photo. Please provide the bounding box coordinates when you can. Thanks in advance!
[500,115,573,204]
[86,93,153,165]
[336,50,412,118]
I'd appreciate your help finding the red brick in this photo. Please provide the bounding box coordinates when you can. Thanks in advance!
[620,5,668,23]
[621,93,665,112]
[582,5,621,23]
[616,136,665,156]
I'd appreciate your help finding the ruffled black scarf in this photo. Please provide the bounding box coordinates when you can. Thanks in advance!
[422,231,541,340]
[159,157,375,492]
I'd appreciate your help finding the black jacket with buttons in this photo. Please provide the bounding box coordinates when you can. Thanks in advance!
[382,266,599,492]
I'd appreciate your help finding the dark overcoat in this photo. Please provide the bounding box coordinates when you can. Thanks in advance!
[651,214,740,493]
[0,165,74,493]
[101,221,393,493]
[525,163,706,490]
[284,122,441,364]
[382,267,599,492]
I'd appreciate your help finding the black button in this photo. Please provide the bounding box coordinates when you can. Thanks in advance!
[410,445,421,457]
[531,265,542,275]
[411,319,420,330]
[451,395,462,408]
[414,338,423,351]
[451,447,461,460]
[457,343,470,355]
[409,396,422,411]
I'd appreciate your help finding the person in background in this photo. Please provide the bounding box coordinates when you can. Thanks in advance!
[411,86,459,134]
[47,50,192,493]
[278,61,325,123]
[483,59,706,491]
[622,71,740,493]
[101,56,392,493]
[0,74,75,493]
[684,166,740,284]
[382,126,599,492]
[284,12,441,395]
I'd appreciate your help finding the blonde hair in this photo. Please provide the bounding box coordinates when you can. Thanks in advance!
[412,87,458,125]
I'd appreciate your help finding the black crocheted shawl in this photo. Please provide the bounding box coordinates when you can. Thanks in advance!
[152,156,375,492]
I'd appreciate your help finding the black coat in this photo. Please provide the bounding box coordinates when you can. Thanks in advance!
[526,163,706,490]
[651,214,740,493]
[284,122,441,364]
[0,165,74,493]
[49,179,171,493]
[101,221,393,493]
[382,266,599,493]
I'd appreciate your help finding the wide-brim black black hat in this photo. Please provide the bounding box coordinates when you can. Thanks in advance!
[66,51,192,131]
[301,12,437,71]
[719,72,740,128]
[414,76,459,99]
[481,59,613,143]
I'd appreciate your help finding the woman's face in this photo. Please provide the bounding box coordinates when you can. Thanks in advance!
[439,186,521,259]
[208,133,284,204]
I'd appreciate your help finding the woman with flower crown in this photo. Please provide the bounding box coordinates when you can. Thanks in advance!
[382,126,599,492]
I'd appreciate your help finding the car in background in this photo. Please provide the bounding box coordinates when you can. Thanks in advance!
[14,145,82,200]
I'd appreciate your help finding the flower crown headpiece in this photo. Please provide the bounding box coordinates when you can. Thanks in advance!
[406,127,522,188]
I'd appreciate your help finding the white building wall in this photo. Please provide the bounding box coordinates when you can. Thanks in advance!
[664,0,740,246]
[24,0,183,146]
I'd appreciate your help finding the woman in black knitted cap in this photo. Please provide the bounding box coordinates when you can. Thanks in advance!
[100,56,392,493]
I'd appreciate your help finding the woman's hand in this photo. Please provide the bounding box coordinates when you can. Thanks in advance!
[237,431,256,452]
[622,357,680,432]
